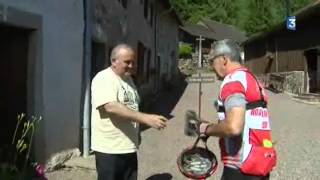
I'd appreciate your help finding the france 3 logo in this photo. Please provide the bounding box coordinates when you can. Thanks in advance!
[286,16,296,31]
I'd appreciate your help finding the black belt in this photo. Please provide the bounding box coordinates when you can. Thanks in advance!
[217,100,267,113]
[246,100,267,110]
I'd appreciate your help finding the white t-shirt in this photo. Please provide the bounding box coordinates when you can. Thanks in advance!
[91,67,140,154]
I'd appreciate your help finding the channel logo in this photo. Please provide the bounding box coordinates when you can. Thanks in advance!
[286,16,296,31]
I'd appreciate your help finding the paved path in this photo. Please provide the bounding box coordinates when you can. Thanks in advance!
[47,79,320,180]
[139,81,320,180]
[138,81,221,180]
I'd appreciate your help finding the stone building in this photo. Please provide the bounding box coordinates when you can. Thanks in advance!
[0,0,181,168]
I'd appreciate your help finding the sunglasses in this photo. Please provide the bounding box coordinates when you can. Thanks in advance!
[208,55,225,65]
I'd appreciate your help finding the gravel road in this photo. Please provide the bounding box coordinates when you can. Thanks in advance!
[138,81,320,180]
[47,80,320,180]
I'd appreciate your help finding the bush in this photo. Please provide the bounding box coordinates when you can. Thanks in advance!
[0,114,46,180]
[179,44,193,59]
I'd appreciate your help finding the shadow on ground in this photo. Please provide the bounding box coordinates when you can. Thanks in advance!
[140,75,188,131]
[145,173,173,180]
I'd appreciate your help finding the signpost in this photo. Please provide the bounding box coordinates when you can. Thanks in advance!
[196,35,205,68]
[196,35,205,119]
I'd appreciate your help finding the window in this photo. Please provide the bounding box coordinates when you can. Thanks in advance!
[137,42,146,85]
[122,0,127,9]
[150,3,154,26]
[107,47,113,66]
[146,49,151,81]
[144,1,153,26]
[144,0,148,18]
[118,0,127,9]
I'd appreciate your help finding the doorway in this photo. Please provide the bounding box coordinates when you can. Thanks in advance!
[304,49,319,93]
[91,41,106,78]
[0,24,30,146]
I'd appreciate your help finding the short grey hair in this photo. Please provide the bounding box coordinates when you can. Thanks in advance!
[209,39,241,63]
[110,44,134,62]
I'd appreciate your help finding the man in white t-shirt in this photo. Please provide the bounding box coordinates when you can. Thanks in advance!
[91,44,168,180]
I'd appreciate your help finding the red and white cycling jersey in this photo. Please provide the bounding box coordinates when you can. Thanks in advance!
[217,67,274,171]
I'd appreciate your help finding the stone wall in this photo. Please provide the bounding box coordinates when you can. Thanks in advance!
[156,2,180,86]
[257,71,305,94]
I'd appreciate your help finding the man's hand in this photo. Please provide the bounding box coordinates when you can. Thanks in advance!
[103,102,168,130]
[143,114,168,130]
[199,122,210,140]
[185,110,210,137]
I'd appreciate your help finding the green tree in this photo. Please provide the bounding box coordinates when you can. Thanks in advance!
[171,0,315,35]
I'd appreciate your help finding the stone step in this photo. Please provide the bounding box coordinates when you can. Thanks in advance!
[292,93,320,102]
[298,93,320,97]
[64,155,96,170]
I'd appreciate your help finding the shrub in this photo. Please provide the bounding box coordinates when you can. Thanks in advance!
[179,44,193,59]
[0,113,46,180]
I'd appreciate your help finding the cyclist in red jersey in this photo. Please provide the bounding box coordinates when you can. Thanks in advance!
[197,39,276,180]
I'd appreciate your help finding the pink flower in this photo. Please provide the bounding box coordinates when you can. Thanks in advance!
[35,164,46,178]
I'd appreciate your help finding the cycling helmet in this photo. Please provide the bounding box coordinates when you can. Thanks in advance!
[177,138,218,179]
